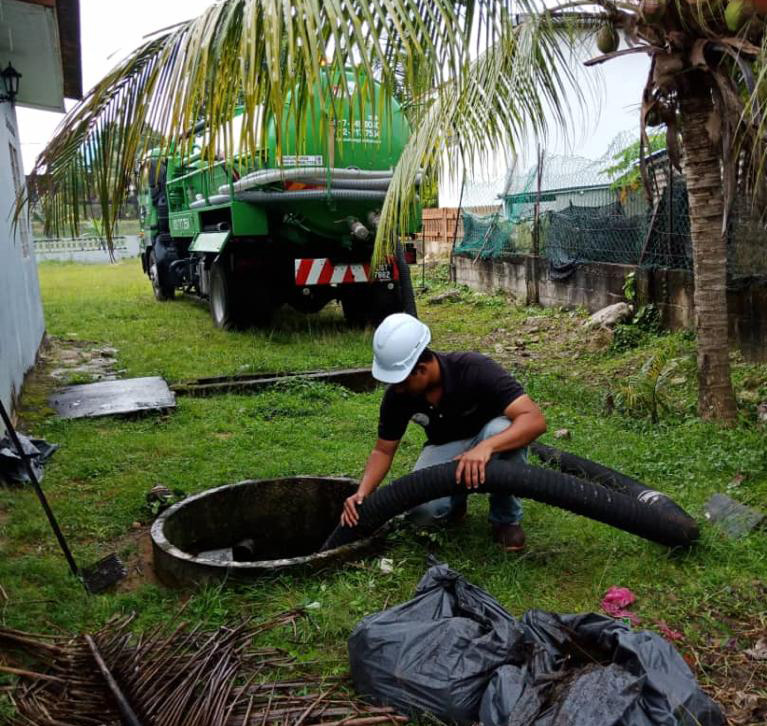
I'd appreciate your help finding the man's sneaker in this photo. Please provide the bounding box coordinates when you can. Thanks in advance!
[492,523,526,552]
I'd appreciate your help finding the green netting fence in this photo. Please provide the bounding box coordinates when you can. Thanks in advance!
[453,137,767,285]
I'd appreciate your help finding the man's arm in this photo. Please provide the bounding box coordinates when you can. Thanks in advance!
[454,395,547,488]
[340,438,400,526]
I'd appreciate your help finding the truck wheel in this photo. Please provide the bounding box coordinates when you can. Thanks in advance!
[369,284,403,325]
[365,243,418,325]
[148,249,175,301]
[244,290,275,328]
[341,286,373,327]
[395,242,418,317]
[209,260,244,330]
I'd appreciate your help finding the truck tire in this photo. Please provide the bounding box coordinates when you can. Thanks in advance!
[148,249,175,301]
[244,289,275,328]
[365,243,418,325]
[209,259,244,330]
[395,242,418,317]
[341,286,373,327]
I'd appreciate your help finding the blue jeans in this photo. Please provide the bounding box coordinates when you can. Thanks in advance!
[408,416,525,526]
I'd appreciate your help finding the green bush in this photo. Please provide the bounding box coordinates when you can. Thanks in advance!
[610,304,662,352]
[612,348,692,423]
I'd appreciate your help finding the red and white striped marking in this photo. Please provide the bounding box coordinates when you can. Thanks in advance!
[294,258,399,285]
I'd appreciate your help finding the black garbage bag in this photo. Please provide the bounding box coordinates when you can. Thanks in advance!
[349,565,724,726]
[0,433,58,485]
[349,564,528,724]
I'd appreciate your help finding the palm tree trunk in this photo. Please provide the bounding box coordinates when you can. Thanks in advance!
[679,85,738,423]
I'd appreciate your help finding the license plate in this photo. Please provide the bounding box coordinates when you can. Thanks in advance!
[373,265,394,282]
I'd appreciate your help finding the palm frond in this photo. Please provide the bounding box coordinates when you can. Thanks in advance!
[28,0,592,254]
[24,0,767,259]
[27,0,498,241]
[372,9,595,266]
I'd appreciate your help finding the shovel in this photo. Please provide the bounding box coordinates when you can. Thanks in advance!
[0,399,126,594]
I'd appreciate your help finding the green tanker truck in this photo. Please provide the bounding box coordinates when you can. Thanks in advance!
[137,71,420,329]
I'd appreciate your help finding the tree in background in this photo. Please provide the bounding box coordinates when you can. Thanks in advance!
[26,1,767,423]
[602,133,667,194]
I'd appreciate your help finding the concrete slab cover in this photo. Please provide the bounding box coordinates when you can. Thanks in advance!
[50,377,176,419]
[172,367,376,396]
[704,493,765,539]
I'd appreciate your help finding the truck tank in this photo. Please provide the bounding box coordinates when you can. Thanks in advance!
[258,72,412,240]
[138,70,420,330]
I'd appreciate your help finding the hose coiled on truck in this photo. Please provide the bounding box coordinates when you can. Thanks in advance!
[190,189,388,208]
[321,458,700,551]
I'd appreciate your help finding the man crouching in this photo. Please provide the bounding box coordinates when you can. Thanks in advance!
[341,313,547,552]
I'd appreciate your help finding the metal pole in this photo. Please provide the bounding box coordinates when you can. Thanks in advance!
[0,399,83,585]
[666,155,673,266]
[529,144,545,305]
[446,136,467,283]
[449,153,466,283]
[532,143,544,258]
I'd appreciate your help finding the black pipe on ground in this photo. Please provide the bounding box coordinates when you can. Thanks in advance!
[530,442,694,521]
[322,459,699,551]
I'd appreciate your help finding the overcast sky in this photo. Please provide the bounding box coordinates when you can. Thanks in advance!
[16,0,213,171]
[17,0,648,181]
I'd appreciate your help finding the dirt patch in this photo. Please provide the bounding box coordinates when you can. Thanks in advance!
[473,311,678,392]
[695,622,767,724]
[478,312,590,372]
[41,337,123,383]
[13,336,125,429]
[114,527,162,591]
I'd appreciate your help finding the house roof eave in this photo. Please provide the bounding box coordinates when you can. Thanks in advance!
[56,0,82,100]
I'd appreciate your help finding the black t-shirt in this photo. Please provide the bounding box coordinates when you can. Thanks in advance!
[377,352,525,445]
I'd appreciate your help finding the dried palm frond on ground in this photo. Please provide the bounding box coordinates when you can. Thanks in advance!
[689,606,767,726]
[0,610,407,726]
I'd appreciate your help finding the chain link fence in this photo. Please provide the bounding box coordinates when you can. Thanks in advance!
[453,134,767,286]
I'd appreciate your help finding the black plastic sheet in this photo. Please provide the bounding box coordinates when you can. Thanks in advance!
[349,564,724,726]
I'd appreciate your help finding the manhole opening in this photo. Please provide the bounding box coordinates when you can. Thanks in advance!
[161,477,356,562]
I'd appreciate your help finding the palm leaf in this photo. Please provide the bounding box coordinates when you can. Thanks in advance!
[372,10,592,266]
[23,0,767,265]
[27,0,588,256]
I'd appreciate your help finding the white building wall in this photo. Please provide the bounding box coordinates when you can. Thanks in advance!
[0,102,45,421]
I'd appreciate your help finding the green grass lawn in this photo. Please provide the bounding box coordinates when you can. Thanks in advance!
[1,259,766,717]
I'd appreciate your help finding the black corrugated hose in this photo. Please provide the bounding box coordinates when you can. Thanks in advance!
[530,442,694,521]
[322,457,699,551]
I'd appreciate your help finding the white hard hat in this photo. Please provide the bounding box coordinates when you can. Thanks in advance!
[372,313,431,384]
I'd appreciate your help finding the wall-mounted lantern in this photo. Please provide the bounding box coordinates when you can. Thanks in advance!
[1,63,22,104]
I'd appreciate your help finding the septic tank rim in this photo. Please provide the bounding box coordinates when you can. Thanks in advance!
[150,477,387,572]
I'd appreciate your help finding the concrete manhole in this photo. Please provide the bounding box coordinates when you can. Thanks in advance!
[151,476,383,586]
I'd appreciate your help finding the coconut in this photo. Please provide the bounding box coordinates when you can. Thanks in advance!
[596,25,620,54]
[725,0,754,31]
[640,0,668,22]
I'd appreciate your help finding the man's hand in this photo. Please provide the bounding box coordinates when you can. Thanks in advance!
[341,492,366,527]
[454,442,494,489]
